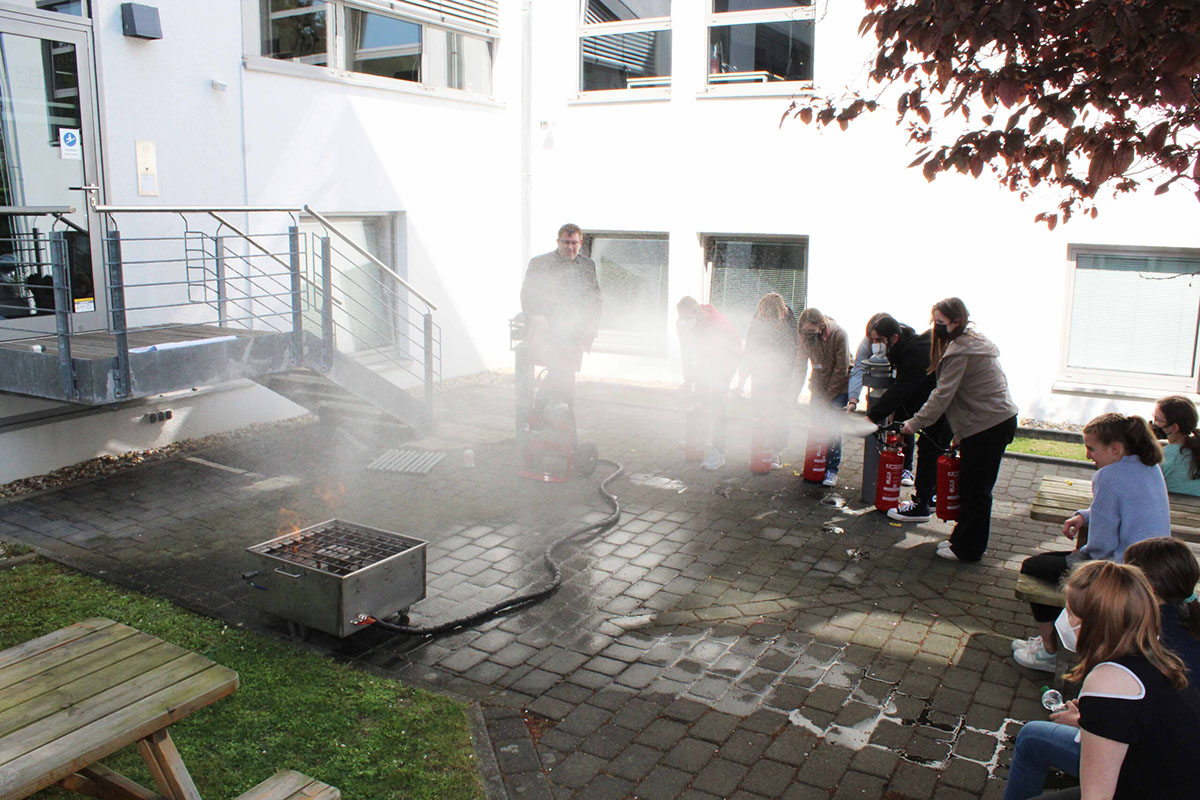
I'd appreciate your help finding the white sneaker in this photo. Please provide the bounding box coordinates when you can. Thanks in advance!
[701,448,726,470]
[900,469,915,487]
[935,547,961,561]
[770,456,783,470]
[822,469,838,487]
[1012,635,1043,653]
[937,540,953,551]
[1013,642,1058,672]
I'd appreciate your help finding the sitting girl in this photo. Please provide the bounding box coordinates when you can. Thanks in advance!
[1021,561,1200,800]
[1152,395,1200,496]
[1004,538,1200,799]
[1013,413,1169,672]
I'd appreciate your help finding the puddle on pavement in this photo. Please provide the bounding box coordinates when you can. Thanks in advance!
[628,473,688,492]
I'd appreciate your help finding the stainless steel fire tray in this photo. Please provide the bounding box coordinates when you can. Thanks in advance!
[245,519,426,637]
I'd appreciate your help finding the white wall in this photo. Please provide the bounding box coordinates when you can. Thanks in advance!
[527,0,1200,424]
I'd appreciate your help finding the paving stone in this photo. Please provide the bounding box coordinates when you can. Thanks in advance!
[719,730,771,765]
[579,773,635,800]
[663,736,718,772]
[691,757,749,798]
[635,765,692,799]
[795,742,854,790]
[741,758,797,797]
[635,717,689,750]
[608,743,662,782]
[547,751,605,789]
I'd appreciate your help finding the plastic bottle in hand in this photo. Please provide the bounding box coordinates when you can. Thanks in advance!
[1041,686,1066,714]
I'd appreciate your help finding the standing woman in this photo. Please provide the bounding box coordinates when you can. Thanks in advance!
[901,298,1018,562]
[1152,395,1200,496]
[1025,560,1200,800]
[796,307,851,486]
[742,293,797,468]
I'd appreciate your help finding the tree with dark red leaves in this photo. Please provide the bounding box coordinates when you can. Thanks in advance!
[785,0,1200,228]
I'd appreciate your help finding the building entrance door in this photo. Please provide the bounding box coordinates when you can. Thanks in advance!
[0,7,102,335]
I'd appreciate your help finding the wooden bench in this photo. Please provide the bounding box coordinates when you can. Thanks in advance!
[1030,475,1200,543]
[234,769,340,800]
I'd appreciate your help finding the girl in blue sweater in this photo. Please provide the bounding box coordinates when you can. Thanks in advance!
[1012,413,1170,672]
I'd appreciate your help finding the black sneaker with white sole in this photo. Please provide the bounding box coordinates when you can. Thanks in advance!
[886,500,932,522]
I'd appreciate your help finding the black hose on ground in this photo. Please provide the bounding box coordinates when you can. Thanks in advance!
[371,458,624,638]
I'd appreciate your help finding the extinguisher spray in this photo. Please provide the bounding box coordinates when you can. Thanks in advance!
[937,447,961,521]
[685,404,708,461]
[802,436,828,482]
[750,419,772,474]
[875,432,905,512]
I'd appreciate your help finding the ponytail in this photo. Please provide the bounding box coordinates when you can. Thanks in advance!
[1084,413,1163,466]
[1125,415,1163,466]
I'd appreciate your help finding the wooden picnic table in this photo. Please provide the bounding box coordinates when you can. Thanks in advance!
[1030,475,1200,544]
[0,617,238,800]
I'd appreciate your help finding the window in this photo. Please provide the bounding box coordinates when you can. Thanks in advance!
[708,0,814,86]
[580,0,672,92]
[705,235,807,332]
[584,232,669,353]
[257,1,495,93]
[1060,246,1200,394]
[34,0,88,15]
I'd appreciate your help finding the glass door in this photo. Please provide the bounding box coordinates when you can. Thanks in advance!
[0,8,102,334]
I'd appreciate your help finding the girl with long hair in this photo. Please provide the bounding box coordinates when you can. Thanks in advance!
[1004,540,1200,799]
[1153,395,1200,496]
[742,293,797,468]
[899,298,1019,561]
[1014,413,1170,672]
[1015,561,1200,800]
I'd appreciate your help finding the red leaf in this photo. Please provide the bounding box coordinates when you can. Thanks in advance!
[1145,121,1170,153]
[916,105,932,124]
[799,107,814,125]
[997,80,1023,108]
[1155,183,1172,195]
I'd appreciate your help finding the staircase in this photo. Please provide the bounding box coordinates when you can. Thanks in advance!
[0,204,441,438]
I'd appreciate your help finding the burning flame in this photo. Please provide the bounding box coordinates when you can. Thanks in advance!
[277,507,302,537]
[314,482,346,510]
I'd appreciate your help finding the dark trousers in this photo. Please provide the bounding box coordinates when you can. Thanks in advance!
[948,415,1018,561]
[913,416,953,507]
[1020,551,1072,622]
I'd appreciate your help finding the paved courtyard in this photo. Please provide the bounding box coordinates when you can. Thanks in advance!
[0,376,1093,799]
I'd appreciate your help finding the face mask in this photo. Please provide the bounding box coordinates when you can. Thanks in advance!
[1054,608,1080,652]
[1151,424,1167,439]
[933,322,950,339]
[804,332,820,343]
[871,342,885,356]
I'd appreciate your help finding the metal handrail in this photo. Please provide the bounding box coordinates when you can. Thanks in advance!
[91,204,304,213]
[303,205,437,312]
[0,206,76,214]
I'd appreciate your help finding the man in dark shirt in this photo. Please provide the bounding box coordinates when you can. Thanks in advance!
[519,224,602,405]
[866,314,951,522]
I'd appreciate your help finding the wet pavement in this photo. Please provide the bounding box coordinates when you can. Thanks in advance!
[0,377,1093,799]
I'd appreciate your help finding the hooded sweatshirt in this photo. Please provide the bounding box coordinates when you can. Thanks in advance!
[908,331,1018,440]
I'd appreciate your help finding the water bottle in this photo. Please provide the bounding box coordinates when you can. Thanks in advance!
[1041,686,1066,713]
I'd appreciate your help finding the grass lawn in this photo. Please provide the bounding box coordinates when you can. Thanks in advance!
[0,558,485,800]
[1007,436,1087,461]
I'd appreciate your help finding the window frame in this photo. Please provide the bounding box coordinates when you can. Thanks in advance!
[703,1,816,97]
[246,0,496,100]
[1055,243,1200,398]
[583,229,671,356]
[703,232,809,330]
[578,0,673,97]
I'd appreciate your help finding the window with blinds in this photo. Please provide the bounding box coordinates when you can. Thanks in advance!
[1065,249,1200,386]
[705,235,807,333]
[580,0,672,92]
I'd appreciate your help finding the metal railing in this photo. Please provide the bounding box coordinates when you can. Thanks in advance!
[0,205,440,425]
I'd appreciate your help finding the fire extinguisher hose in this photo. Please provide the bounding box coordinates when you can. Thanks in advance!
[371,458,624,637]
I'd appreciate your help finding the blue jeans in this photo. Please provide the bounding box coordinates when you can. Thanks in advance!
[1003,721,1080,800]
[826,393,848,472]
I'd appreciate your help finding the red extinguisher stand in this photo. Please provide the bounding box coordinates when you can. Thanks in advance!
[750,419,772,473]
[802,436,828,482]
[875,432,905,512]
[937,448,961,521]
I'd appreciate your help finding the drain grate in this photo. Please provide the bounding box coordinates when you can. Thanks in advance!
[367,448,446,474]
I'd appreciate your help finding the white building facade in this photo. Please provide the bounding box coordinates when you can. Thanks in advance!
[0,0,1197,482]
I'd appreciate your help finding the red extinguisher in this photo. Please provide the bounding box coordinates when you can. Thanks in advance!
[875,432,905,512]
[802,436,828,482]
[685,404,708,461]
[750,420,772,474]
[937,448,961,521]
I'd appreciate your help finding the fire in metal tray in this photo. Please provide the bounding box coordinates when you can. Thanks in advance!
[256,521,415,576]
